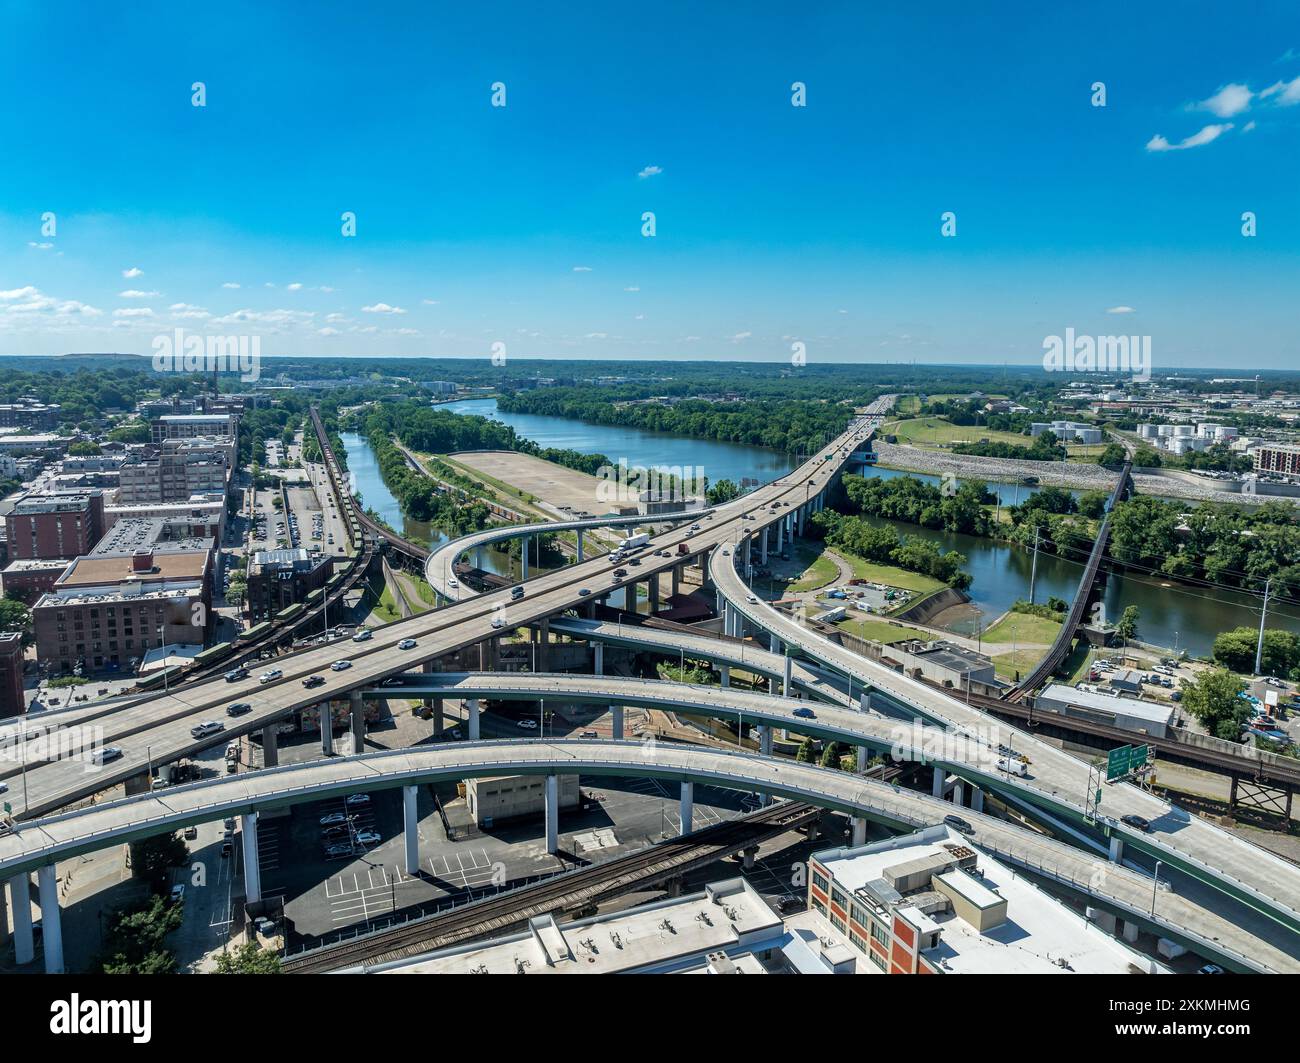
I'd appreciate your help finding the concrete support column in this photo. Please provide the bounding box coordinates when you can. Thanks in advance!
[850,817,868,847]
[782,656,792,697]
[594,642,604,676]
[679,781,694,836]
[538,618,549,672]
[720,664,730,688]
[7,874,34,966]
[970,788,984,814]
[36,865,63,974]
[403,785,420,875]
[769,632,778,653]
[1109,836,1124,863]
[476,545,485,569]
[769,676,777,694]
[433,697,444,737]
[1121,921,1140,944]
[858,746,870,775]
[466,698,480,741]
[522,536,529,579]
[319,702,333,755]
[952,781,965,807]
[349,689,365,751]
[544,775,559,855]
[241,812,261,905]
[776,520,784,553]
[611,705,624,740]
[577,530,584,563]
[759,726,773,757]
[742,846,757,871]
[648,575,660,613]
[932,766,946,798]
[759,530,768,565]
[671,564,680,596]
[262,724,279,767]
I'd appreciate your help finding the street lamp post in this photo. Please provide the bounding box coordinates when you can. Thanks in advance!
[1151,859,1162,915]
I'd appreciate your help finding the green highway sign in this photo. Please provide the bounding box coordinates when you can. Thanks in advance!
[1106,744,1151,781]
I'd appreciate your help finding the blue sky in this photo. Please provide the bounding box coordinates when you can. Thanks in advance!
[1,0,1298,367]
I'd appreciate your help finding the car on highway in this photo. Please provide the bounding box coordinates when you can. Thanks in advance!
[319,812,348,826]
[447,577,458,588]
[613,568,628,577]
[491,617,505,628]
[1197,963,1226,974]
[354,830,381,846]
[190,719,226,739]
[226,702,253,717]
[578,588,591,596]
[345,793,370,806]
[943,814,975,837]
[259,669,283,684]
[89,746,123,765]
[746,594,758,603]
[302,674,326,689]
[517,719,538,729]
[352,629,373,642]
[398,638,418,650]
[792,707,816,719]
[224,668,249,683]
[1120,814,1151,832]
[331,659,352,671]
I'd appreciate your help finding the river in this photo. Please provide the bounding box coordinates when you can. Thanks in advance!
[343,400,1292,656]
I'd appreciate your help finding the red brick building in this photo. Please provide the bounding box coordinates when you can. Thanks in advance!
[0,631,25,719]
[5,493,105,561]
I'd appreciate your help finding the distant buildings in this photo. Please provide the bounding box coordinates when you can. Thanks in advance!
[0,400,62,432]
[1029,420,1103,444]
[150,413,237,444]
[246,547,333,618]
[1253,442,1300,480]
[118,438,231,503]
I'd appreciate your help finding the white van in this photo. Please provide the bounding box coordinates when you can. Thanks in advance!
[997,757,1029,777]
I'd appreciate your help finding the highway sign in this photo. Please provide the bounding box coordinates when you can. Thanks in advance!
[1107,744,1151,781]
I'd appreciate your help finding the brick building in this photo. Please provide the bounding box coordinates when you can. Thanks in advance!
[5,493,105,561]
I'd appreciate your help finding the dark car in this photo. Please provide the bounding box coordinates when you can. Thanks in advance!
[792,707,816,720]
[943,814,975,837]
[1120,814,1151,832]
[226,702,253,717]
[224,668,248,683]
[578,588,591,596]
[302,674,327,689]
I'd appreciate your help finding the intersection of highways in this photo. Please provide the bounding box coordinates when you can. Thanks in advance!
[4,394,1300,973]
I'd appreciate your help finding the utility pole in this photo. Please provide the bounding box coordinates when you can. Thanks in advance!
[1028,526,1040,605]
[1255,578,1272,676]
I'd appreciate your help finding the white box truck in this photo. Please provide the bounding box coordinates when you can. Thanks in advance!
[618,531,650,551]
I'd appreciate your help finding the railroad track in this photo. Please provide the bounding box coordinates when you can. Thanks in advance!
[282,800,818,973]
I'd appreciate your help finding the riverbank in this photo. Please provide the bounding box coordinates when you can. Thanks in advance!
[873,440,1287,506]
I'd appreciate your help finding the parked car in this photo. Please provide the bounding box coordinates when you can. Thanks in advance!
[345,793,370,806]
[517,719,538,730]
[323,843,352,859]
[169,884,186,905]
[319,812,347,826]
[354,830,381,846]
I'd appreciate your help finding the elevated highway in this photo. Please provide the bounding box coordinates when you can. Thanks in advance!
[1,741,1288,974]
[708,539,1300,934]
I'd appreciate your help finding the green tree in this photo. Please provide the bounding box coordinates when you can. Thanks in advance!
[1078,490,1109,520]
[0,596,33,645]
[214,942,282,974]
[819,741,841,769]
[1115,605,1140,642]
[1213,626,1300,677]
[706,479,741,505]
[67,440,102,456]
[796,738,814,763]
[1096,443,1128,467]
[129,832,189,892]
[1181,668,1251,742]
[97,895,183,974]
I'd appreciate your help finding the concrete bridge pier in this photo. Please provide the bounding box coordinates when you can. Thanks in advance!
[475,545,485,569]
[671,564,681,597]
[1109,836,1124,863]
[593,642,604,675]
[537,619,550,671]
[349,690,365,751]
[680,781,694,835]
[262,724,279,767]
[241,812,261,905]
[611,705,624,740]
[7,873,34,966]
[544,775,559,855]
[759,531,767,565]
[433,697,444,737]
[403,785,420,875]
[758,726,773,757]
[858,745,870,774]
[466,698,481,740]
[320,703,333,755]
[720,664,730,688]
[576,530,584,562]
[850,817,868,847]
[522,536,529,579]
[648,575,660,613]
[741,846,757,871]
[970,787,984,813]
[952,781,965,807]
[783,655,792,697]
[36,865,63,974]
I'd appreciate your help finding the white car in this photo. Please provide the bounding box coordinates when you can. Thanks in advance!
[516,719,538,730]
[345,793,370,806]
[354,830,381,846]
[89,746,123,765]
[399,638,417,650]
[491,617,505,629]
[259,669,283,684]
[352,629,373,643]
[331,660,352,672]
[447,577,458,588]
[190,720,225,739]
[746,594,758,603]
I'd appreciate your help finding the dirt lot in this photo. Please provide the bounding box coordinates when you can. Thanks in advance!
[448,450,607,516]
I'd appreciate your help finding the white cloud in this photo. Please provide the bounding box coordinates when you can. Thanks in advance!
[624,286,640,292]
[572,266,592,272]
[1196,83,1252,118]
[388,327,421,336]
[1261,75,1300,106]
[1243,120,1257,132]
[27,242,53,250]
[119,289,160,299]
[361,302,407,314]
[318,285,336,293]
[421,298,440,305]
[317,327,341,336]
[1106,306,1137,314]
[286,282,304,292]
[637,165,663,179]
[0,286,40,301]
[113,307,155,318]
[730,331,753,342]
[1145,123,1233,152]
[222,282,241,289]
[212,308,315,329]
[122,267,143,279]
[585,332,608,339]
[169,302,210,319]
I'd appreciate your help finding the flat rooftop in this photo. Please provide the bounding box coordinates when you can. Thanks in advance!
[1040,683,1175,725]
[370,878,783,975]
[58,550,210,587]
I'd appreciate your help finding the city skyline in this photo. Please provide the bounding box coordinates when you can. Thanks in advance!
[2,1,1299,366]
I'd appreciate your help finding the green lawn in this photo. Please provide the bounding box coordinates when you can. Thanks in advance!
[788,550,838,593]
[835,617,915,644]
[837,553,946,594]
[992,648,1047,681]
[981,610,1062,645]
[884,417,1033,450]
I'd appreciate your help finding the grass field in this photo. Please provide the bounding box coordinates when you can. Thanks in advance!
[884,416,1107,459]
[992,648,1046,681]
[835,617,915,644]
[981,610,1062,645]
[788,550,838,593]
[837,553,946,594]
